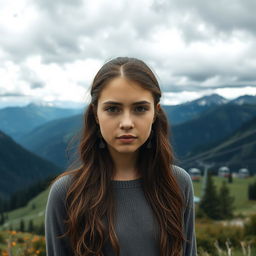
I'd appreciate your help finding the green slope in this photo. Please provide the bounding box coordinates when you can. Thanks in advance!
[172,103,256,158]
[0,131,61,198]
[182,116,256,172]
[0,186,51,230]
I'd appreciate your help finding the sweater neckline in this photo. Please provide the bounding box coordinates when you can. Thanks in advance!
[111,177,143,188]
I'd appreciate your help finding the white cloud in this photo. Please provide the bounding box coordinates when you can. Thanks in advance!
[0,0,256,107]
[215,86,256,100]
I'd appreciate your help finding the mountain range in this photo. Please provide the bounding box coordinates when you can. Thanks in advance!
[171,102,256,158]
[14,94,256,169]
[17,114,83,168]
[0,103,82,139]
[181,116,256,172]
[164,93,228,125]
[1,93,256,198]
[0,130,61,199]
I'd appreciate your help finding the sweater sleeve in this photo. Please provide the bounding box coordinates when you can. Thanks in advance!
[45,176,74,256]
[183,171,197,256]
[172,165,198,256]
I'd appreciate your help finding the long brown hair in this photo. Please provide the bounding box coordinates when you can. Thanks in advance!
[50,57,187,256]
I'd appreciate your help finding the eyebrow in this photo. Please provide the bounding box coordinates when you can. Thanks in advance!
[102,101,151,105]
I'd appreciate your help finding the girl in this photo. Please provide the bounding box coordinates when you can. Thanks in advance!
[45,57,197,256]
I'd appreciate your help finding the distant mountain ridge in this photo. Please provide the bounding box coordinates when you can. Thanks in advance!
[171,103,256,158]
[230,95,256,105]
[0,103,83,139]
[18,114,83,168]
[2,93,256,169]
[18,99,256,168]
[0,130,61,199]
[190,93,228,106]
[164,93,228,125]
[182,116,256,173]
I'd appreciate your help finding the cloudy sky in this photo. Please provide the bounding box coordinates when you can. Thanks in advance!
[0,0,256,108]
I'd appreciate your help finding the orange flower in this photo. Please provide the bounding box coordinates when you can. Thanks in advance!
[11,241,16,246]
[32,236,40,242]
[28,248,34,253]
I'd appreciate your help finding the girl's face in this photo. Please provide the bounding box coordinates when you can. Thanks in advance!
[95,77,159,157]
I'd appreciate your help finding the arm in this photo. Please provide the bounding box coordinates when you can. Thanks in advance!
[183,173,197,256]
[45,176,74,256]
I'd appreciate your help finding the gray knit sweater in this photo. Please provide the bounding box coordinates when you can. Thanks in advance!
[45,165,197,256]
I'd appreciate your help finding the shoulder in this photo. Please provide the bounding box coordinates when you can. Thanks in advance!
[171,165,192,188]
[47,174,74,204]
[171,165,194,205]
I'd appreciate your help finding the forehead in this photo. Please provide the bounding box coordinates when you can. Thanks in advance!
[98,77,154,104]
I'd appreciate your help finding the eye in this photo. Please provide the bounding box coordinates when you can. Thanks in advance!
[105,106,120,113]
[135,106,148,113]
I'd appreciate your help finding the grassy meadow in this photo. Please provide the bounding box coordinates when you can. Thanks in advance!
[192,175,256,215]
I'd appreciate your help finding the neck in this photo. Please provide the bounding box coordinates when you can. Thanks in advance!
[108,148,141,180]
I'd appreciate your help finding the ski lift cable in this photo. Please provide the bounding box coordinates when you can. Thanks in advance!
[182,139,256,165]
[183,130,256,163]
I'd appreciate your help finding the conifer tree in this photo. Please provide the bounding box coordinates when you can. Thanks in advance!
[36,222,45,235]
[248,180,256,200]
[0,212,4,225]
[19,219,25,232]
[218,180,235,219]
[27,219,34,233]
[228,172,233,183]
[199,172,222,220]
[0,196,3,213]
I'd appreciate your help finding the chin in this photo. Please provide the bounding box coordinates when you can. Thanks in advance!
[114,146,139,153]
[118,148,137,153]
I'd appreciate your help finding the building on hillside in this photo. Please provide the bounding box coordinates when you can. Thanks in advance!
[194,196,200,204]
[238,168,249,178]
[218,166,230,177]
[188,168,201,182]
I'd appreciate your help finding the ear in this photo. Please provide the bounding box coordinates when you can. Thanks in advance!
[95,115,99,124]
[153,103,160,122]
[91,103,99,124]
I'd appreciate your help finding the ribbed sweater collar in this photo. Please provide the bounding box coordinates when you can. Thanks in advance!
[111,178,143,188]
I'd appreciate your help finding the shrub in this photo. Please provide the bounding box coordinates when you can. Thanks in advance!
[17,236,24,243]
[244,214,256,236]
[0,233,5,243]
[196,219,245,253]
[248,180,256,200]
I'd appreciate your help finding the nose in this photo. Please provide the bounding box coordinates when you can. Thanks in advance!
[119,112,134,130]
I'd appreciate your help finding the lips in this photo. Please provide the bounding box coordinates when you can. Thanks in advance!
[117,135,137,139]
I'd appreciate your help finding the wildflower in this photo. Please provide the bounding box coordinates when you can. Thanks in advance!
[32,236,39,242]
[28,247,34,253]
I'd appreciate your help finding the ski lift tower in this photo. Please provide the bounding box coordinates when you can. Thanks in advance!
[196,160,215,199]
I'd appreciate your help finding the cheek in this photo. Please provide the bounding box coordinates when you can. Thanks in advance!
[137,118,154,136]
[98,119,115,136]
